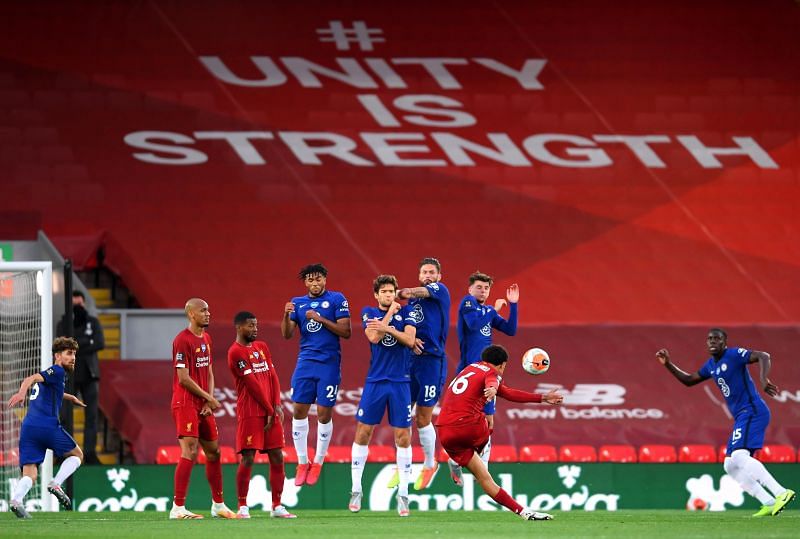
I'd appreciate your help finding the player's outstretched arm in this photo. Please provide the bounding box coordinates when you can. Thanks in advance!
[7,373,44,407]
[64,393,86,407]
[397,287,431,300]
[655,348,705,386]
[750,350,779,397]
[497,384,563,404]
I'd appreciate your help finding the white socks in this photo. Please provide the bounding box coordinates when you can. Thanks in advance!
[418,424,436,468]
[480,436,492,468]
[724,450,783,505]
[53,456,82,486]
[396,445,412,497]
[11,475,33,504]
[315,420,333,464]
[351,443,369,493]
[292,418,310,464]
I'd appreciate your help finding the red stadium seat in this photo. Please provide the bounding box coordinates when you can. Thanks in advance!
[559,445,597,462]
[324,445,352,463]
[757,444,796,463]
[489,445,518,462]
[638,445,677,463]
[599,445,637,463]
[367,445,395,463]
[678,444,717,463]
[155,445,181,465]
[519,444,558,462]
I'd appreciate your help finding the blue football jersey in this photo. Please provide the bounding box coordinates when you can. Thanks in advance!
[407,282,450,358]
[698,347,769,417]
[361,305,417,383]
[457,294,517,369]
[289,290,350,365]
[24,364,66,427]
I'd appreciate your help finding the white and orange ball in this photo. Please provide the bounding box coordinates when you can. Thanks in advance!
[522,347,551,375]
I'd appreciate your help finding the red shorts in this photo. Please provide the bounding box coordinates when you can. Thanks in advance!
[437,421,490,466]
[236,416,285,453]
[172,406,218,441]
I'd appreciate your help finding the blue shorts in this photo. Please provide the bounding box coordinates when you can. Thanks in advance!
[726,409,770,456]
[291,360,341,408]
[410,354,447,407]
[19,422,77,466]
[357,380,412,428]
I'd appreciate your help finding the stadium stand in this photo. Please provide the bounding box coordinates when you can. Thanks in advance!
[639,445,678,463]
[599,445,638,463]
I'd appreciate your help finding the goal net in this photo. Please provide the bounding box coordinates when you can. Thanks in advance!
[0,262,54,512]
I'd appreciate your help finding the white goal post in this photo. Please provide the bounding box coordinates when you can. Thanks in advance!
[0,261,55,512]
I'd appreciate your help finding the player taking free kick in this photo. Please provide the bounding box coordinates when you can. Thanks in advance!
[436,344,562,521]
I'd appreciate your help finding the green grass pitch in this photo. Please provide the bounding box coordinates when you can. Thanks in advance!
[1,510,798,538]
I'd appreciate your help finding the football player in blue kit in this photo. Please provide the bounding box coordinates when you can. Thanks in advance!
[453,272,518,478]
[7,337,87,519]
[348,275,417,517]
[396,257,450,490]
[281,263,351,487]
[657,328,795,517]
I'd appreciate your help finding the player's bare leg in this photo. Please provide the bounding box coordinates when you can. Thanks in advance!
[414,405,439,490]
[292,402,312,485]
[308,405,333,486]
[464,452,552,521]
[267,447,296,518]
[350,422,373,512]
[394,427,412,516]
[200,438,236,519]
[170,436,203,519]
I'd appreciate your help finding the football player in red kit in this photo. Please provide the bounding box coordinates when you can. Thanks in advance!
[436,344,563,521]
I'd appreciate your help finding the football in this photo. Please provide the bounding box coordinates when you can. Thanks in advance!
[522,347,551,375]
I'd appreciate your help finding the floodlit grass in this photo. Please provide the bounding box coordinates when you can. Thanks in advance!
[1,509,798,538]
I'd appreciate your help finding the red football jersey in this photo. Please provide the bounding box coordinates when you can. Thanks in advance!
[227,340,280,419]
[436,362,499,427]
[171,328,213,410]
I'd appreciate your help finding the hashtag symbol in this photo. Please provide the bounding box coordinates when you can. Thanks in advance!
[316,20,385,51]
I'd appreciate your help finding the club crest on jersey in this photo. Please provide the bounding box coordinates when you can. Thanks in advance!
[201,344,207,352]
[306,319,323,332]
[246,435,253,445]
[721,363,727,372]
[381,334,398,347]
[480,323,492,337]
[186,422,192,431]
[394,315,402,321]
[253,351,259,359]
[322,301,330,308]
[409,304,424,323]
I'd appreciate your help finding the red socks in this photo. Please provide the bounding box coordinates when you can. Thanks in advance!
[237,463,252,507]
[205,457,224,503]
[270,461,285,509]
[492,487,524,514]
[173,457,193,506]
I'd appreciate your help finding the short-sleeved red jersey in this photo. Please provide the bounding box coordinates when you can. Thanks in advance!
[171,328,213,410]
[227,340,281,419]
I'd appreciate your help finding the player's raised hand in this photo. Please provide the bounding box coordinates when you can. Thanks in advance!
[7,392,25,408]
[284,302,295,315]
[494,298,507,312]
[388,301,402,316]
[655,349,670,365]
[305,309,320,321]
[397,288,412,300]
[543,389,563,405]
[763,379,779,397]
[506,283,519,303]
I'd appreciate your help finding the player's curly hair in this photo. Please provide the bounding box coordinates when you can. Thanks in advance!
[299,263,328,280]
[709,327,728,339]
[419,257,441,272]
[52,336,78,354]
[481,344,508,366]
[234,311,257,326]
[373,274,399,293]
[468,271,493,285]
